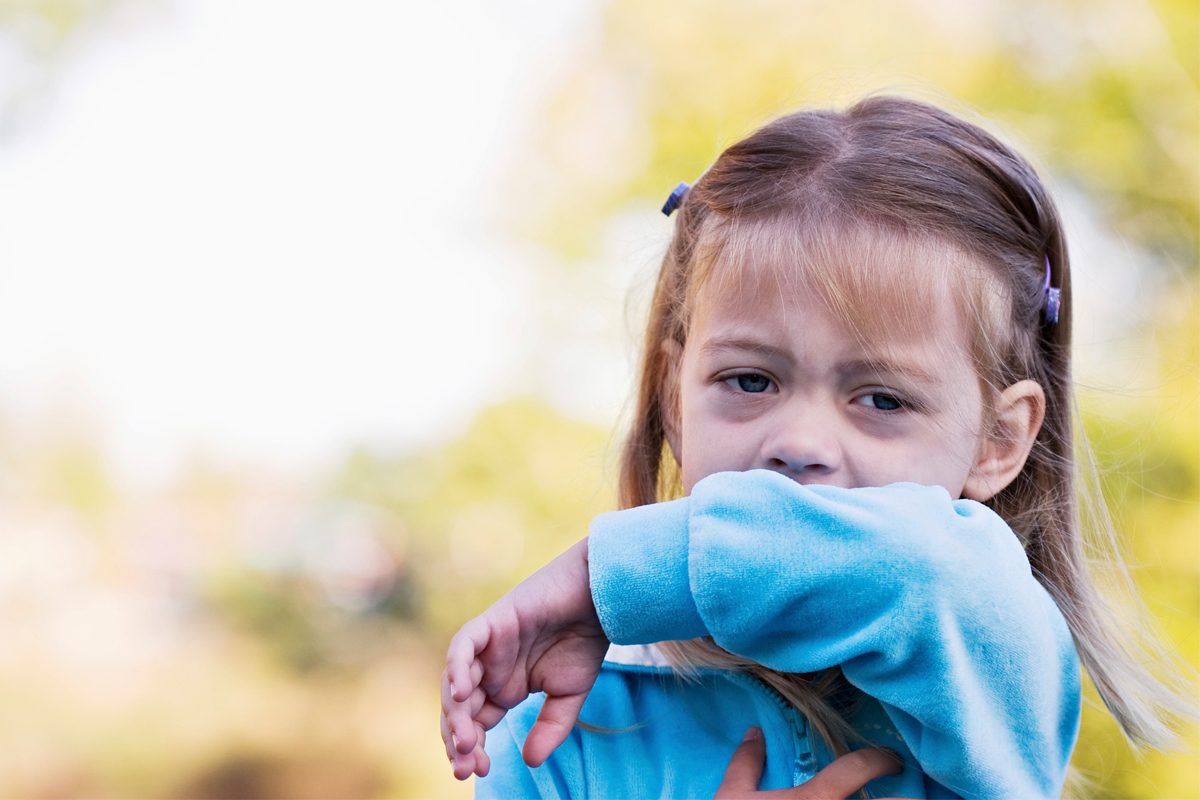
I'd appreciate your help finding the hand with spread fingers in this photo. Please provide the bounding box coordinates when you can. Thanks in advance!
[715,728,907,800]
[440,538,610,780]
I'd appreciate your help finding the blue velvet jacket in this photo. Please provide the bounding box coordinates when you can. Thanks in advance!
[476,470,1081,799]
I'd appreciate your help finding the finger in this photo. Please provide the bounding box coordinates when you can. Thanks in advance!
[475,743,492,778]
[478,608,522,698]
[447,619,491,702]
[452,685,489,754]
[451,749,477,782]
[714,727,766,798]
[470,658,483,687]
[448,721,482,782]
[442,712,474,780]
[466,684,487,716]
[798,748,903,798]
[440,667,463,715]
[521,692,589,768]
[440,707,453,758]
[471,721,491,778]
[476,699,507,730]
[440,701,465,765]
[442,670,478,754]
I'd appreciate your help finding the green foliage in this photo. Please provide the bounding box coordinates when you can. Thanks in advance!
[329,398,614,643]
[1069,287,1200,798]
[205,567,419,676]
[509,0,1198,265]
[206,571,332,674]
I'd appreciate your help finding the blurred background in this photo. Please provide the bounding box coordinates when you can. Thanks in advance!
[0,0,1195,797]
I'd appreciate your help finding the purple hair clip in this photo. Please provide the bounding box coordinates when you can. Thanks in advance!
[661,182,690,216]
[1042,256,1061,326]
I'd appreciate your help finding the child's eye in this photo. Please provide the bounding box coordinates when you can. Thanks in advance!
[854,392,904,411]
[724,373,774,393]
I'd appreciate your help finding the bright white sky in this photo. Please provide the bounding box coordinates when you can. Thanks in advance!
[0,0,602,487]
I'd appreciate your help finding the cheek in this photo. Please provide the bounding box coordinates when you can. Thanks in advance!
[678,397,757,490]
[895,416,983,493]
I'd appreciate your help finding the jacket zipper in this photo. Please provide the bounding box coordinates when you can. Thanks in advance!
[725,671,818,786]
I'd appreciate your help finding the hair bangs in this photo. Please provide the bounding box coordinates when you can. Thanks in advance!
[692,212,986,361]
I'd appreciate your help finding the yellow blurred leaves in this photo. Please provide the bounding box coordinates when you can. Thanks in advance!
[508,0,1198,265]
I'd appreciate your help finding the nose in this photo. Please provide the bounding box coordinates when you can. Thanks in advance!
[760,401,843,481]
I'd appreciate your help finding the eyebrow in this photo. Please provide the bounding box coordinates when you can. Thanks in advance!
[699,337,791,362]
[699,337,942,385]
[840,358,941,386]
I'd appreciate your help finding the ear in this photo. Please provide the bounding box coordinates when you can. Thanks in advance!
[660,338,684,464]
[962,380,1046,502]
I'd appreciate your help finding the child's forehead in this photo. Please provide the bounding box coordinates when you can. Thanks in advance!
[692,218,982,349]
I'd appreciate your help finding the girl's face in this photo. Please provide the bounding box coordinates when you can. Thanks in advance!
[671,266,992,498]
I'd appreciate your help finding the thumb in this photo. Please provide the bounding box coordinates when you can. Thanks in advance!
[522,692,589,768]
[714,727,766,799]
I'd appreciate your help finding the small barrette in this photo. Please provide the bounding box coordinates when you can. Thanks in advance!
[661,182,690,216]
[1042,256,1061,326]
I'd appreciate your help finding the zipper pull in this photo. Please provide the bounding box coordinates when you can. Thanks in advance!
[790,710,817,785]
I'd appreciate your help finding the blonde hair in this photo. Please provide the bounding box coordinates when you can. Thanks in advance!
[619,96,1190,757]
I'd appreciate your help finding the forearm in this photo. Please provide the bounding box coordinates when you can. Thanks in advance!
[588,469,1081,799]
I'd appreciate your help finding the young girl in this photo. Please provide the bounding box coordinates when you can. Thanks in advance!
[439,96,1184,798]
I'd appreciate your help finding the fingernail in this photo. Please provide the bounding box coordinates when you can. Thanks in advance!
[449,680,457,698]
[741,726,763,742]
[452,732,460,751]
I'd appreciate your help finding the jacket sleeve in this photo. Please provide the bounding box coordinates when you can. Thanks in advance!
[587,469,1081,800]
